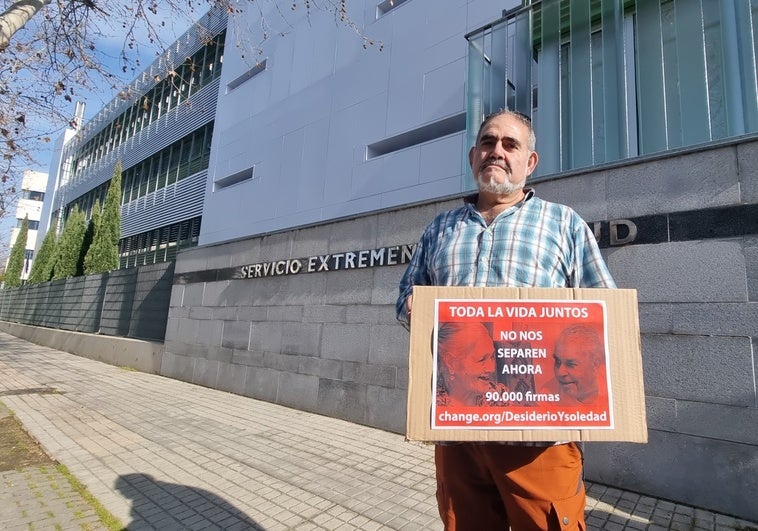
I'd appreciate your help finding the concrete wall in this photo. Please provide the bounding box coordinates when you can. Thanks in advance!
[164,136,758,521]
[163,202,449,431]
[0,321,164,374]
[542,140,758,522]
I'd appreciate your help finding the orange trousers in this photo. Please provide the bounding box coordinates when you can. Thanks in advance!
[434,443,586,531]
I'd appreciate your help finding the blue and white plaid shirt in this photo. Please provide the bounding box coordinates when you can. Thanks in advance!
[397,190,616,446]
[396,189,616,325]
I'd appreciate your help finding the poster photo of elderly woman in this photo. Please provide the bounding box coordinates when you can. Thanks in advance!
[434,321,509,408]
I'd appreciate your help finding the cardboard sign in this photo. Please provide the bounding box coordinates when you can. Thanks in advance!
[406,287,647,442]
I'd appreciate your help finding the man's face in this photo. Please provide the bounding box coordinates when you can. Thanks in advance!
[468,113,539,196]
[553,338,600,403]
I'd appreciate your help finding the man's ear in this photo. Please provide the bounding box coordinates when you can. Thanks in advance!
[468,146,476,170]
[526,150,539,176]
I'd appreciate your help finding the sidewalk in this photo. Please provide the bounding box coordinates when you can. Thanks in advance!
[0,331,755,531]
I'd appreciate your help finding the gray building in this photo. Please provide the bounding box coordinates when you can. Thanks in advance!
[31,0,758,521]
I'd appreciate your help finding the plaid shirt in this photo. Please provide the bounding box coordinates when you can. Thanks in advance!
[396,190,616,446]
[396,189,615,324]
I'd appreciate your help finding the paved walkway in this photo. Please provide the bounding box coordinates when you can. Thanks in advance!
[0,331,755,531]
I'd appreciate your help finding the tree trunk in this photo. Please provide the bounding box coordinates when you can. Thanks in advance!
[0,0,53,51]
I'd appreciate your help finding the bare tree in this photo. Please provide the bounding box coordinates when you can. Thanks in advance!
[0,0,379,222]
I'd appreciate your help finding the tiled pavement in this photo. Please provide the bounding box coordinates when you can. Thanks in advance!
[0,399,108,530]
[1,465,108,530]
[0,331,755,531]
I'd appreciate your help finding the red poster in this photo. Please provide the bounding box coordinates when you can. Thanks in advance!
[432,299,613,430]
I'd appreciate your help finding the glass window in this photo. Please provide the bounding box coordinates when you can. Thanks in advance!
[167,143,181,185]
[24,190,45,201]
[137,163,149,198]
[122,168,134,204]
[466,0,758,177]
[153,152,169,193]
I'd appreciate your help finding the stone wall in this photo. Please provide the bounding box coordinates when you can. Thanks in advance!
[163,137,758,521]
[537,138,758,521]
[162,202,451,432]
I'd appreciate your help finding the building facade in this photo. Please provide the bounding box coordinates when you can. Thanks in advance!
[37,0,758,521]
[6,170,48,281]
[40,10,227,268]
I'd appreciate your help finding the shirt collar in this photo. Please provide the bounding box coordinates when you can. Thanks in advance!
[463,188,535,209]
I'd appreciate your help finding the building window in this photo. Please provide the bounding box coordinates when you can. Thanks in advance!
[63,181,108,225]
[68,30,225,181]
[466,0,758,177]
[377,0,410,17]
[366,113,466,159]
[24,249,34,275]
[65,121,213,219]
[120,122,213,204]
[17,219,40,230]
[118,216,201,269]
[227,59,267,91]
[23,190,45,201]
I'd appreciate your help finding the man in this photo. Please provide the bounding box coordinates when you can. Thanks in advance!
[542,325,608,405]
[396,110,616,531]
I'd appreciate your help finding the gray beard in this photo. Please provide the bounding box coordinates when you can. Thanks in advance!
[476,173,525,195]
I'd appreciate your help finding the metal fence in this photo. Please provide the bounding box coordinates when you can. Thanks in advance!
[0,261,175,342]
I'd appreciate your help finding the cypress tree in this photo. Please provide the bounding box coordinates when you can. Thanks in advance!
[4,215,29,287]
[27,224,58,284]
[82,198,101,275]
[52,207,87,280]
[84,163,122,274]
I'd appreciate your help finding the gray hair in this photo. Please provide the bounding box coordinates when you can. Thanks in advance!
[437,321,492,361]
[475,109,536,151]
[554,324,604,366]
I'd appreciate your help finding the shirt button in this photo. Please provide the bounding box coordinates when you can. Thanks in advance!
[563,517,570,525]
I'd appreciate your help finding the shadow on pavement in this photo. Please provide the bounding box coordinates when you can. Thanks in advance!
[115,473,264,530]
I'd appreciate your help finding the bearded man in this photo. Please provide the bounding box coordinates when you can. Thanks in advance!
[397,110,616,531]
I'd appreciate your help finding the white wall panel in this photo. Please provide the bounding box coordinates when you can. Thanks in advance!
[419,133,466,184]
[200,0,514,246]
[332,54,391,114]
[296,118,331,211]
[423,59,467,123]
